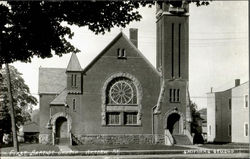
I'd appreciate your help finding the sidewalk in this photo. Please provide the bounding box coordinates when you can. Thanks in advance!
[57,145,72,152]
[0,148,248,157]
[1,144,249,157]
[176,144,209,150]
[1,153,249,159]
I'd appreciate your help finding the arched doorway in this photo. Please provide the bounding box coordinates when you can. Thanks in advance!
[167,113,181,135]
[55,116,69,145]
[49,112,72,145]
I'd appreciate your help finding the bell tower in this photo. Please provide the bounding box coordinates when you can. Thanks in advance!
[155,1,192,144]
[156,1,189,80]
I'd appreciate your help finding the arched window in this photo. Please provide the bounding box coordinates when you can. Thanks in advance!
[169,88,180,103]
[121,49,126,58]
[117,48,127,59]
[104,77,139,125]
[72,99,76,111]
[71,74,77,87]
[107,77,137,105]
[117,48,121,57]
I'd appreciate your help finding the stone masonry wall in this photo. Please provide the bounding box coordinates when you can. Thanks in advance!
[154,134,165,145]
[39,134,52,144]
[76,134,163,145]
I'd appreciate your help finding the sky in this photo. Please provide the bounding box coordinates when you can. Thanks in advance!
[12,1,248,110]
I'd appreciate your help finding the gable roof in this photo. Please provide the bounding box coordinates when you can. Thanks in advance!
[207,81,249,94]
[23,122,39,133]
[50,89,67,105]
[66,53,82,72]
[38,68,67,94]
[124,33,161,76]
[82,32,160,76]
[82,32,123,73]
[38,32,160,95]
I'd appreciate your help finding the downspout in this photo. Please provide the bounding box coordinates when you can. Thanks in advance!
[152,105,157,144]
[152,105,157,134]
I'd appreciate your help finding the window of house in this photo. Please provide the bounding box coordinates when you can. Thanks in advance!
[169,89,180,103]
[229,98,231,110]
[73,99,76,111]
[245,95,248,108]
[169,89,172,102]
[244,123,249,137]
[228,124,231,137]
[209,125,211,136]
[117,48,126,59]
[71,74,74,86]
[173,89,176,102]
[71,74,77,87]
[124,112,137,125]
[121,49,126,58]
[177,89,180,102]
[109,79,136,105]
[104,77,139,126]
[74,74,77,86]
[117,48,121,57]
[107,112,120,125]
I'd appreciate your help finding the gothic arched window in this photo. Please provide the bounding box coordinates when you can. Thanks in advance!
[107,77,137,105]
[103,76,141,126]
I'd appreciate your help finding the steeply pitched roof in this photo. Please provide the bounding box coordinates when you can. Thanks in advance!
[50,89,67,105]
[23,122,39,133]
[82,32,123,73]
[38,68,67,94]
[66,53,82,72]
[39,32,160,95]
[83,32,160,76]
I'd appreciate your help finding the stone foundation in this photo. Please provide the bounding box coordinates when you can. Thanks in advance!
[154,134,165,144]
[76,134,157,145]
[40,133,166,145]
[39,134,51,144]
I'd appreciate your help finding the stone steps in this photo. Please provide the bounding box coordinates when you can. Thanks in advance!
[58,137,70,145]
[173,134,192,145]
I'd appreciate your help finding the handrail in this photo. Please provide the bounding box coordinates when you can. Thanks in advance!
[71,133,83,145]
[184,129,193,144]
[165,129,174,145]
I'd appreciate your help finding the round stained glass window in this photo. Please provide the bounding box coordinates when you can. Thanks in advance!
[109,81,133,104]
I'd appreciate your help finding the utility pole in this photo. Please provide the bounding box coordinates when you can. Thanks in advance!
[5,64,19,152]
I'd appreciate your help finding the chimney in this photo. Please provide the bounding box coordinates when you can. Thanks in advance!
[210,87,213,93]
[129,28,138,48]
[235,79,240,87]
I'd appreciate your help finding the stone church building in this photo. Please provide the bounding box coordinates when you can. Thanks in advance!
[38,2,193,145]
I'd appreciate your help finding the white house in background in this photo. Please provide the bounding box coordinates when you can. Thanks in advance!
[232,81,249,143]
[207,79,249,143]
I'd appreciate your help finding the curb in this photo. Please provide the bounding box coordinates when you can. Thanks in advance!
[0,149,249,157]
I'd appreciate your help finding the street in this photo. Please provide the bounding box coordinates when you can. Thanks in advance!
[1,153,249,159]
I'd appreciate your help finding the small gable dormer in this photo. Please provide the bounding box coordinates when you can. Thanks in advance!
[66,53,82,94]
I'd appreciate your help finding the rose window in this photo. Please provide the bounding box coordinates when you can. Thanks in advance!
[109,81,133,104]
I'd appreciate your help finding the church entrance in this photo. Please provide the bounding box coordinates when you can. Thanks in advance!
[167,113,181,135]
[55,117,69,145]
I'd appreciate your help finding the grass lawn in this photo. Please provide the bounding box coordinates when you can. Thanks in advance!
[201,143,249,149]
[70,144,190,151]
[0,143,60,152]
